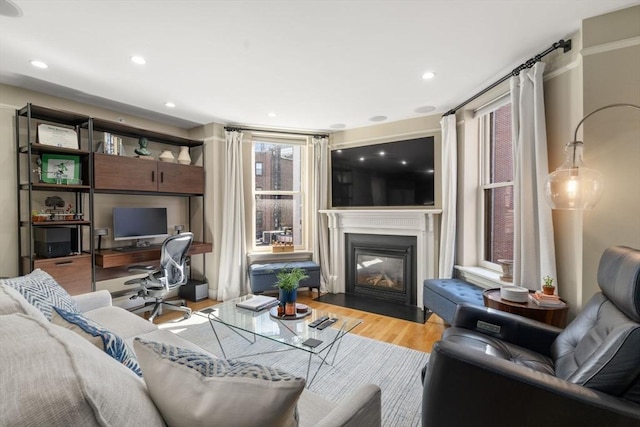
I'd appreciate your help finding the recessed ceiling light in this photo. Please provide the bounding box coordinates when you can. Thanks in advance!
[422,71,436,80]
[330,123,346,129]
[131,55,146,65]
[268,112,277,118]
[165,102,176,108]
[370,116,387,122]
[30,60,48,69]
[415,105,436,114]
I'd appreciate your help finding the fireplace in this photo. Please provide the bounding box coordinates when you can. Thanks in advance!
[346,233,417,306]
[319,209,441,307]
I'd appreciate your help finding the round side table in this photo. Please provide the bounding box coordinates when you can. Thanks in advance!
[482,288,568,328]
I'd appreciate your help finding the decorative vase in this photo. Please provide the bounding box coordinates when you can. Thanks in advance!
[497,259,513,282]
[279,288,297,305]
[159,150,175,162]
[177,146,191,165]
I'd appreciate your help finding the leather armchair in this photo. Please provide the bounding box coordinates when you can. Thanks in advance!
[422,246,640,426]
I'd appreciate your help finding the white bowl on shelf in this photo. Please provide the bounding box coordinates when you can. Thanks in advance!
[500,285,529,303]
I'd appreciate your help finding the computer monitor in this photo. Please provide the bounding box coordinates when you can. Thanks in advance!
[113,207,169,242]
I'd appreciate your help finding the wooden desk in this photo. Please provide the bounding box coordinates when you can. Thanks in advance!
[95,241,212,268]
[94,241,212,282]
[482,288,568,328]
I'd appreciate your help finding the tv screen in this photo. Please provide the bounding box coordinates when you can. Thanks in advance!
[113,207,168,241]
[331,137,435,207]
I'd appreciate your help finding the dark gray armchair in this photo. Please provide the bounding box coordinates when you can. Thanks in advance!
[422,246,640,426]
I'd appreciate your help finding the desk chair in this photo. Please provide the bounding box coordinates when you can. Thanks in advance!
[125,232,193,322]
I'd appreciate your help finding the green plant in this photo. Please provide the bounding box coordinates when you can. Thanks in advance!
[542,276,554,288]
[273,266,309,292]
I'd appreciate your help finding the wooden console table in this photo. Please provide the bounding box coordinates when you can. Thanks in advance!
[482,288,568,328]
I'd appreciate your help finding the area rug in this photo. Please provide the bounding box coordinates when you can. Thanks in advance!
[159,313,429,426]
[315,292,425,323]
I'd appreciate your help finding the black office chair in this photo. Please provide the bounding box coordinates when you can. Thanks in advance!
[125,232,193,322]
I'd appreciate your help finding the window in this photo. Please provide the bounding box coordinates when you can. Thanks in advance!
[252,139,305,249]
[479,103,514,266]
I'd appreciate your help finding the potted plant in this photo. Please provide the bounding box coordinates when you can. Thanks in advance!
[542,275,555,295]
[274,266,309,314]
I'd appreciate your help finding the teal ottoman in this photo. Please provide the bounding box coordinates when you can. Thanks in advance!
[249,261,321,294]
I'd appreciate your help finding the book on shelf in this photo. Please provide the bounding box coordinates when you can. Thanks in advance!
[235,295,279,311]
[528,293,566,307]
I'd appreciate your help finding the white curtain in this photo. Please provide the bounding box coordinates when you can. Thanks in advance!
[216,130,249,300]
[439,114,457,278]
[510,62,557,290]
[312,136,330,292]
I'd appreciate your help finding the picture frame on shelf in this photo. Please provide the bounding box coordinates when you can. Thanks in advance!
[36,123,79,149]
[41,154,81,184]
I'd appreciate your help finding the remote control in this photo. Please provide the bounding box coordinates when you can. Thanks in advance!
[308,316,329,328]
[316,318,338,330]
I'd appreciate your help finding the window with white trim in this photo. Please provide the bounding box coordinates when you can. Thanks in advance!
[479,103,514,267]
[252,138,306,250]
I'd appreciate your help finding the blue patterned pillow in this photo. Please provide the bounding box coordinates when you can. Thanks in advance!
[0,269,80,320]
[134,339,305,427]
[53,307,142,377]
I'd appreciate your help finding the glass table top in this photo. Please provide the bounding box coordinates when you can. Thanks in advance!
[203,295,363,354]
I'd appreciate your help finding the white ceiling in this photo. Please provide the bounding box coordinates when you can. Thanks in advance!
[1,0,638,132]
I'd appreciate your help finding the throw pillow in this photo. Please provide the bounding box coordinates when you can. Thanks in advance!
[0,283,47,321]
[134,339,306,427]
[0,269,80,320]
[52,307,142,377]
[0,313,164,426]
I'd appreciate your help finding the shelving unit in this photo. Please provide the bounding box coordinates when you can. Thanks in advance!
[16,103,210,295]
[16,104,94,294]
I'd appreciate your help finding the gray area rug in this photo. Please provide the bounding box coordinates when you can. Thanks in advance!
[159,313,429,426]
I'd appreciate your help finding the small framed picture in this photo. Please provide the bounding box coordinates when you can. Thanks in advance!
[37,124,79,149]
[41,154,81,184]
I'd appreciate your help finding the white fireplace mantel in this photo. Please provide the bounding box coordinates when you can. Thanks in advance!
[319,209,442,307]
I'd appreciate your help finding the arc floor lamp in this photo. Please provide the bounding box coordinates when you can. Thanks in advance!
[544,103,640,210]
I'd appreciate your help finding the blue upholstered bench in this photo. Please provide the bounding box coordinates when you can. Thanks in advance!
[423,278,485,324]
[249,261,321,294]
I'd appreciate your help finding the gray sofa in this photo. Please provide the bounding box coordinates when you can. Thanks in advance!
[1,279,381,426]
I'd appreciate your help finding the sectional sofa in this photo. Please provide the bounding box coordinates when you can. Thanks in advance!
[0,269,381,426]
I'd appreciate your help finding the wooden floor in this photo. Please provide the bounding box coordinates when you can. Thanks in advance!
[152,290,447,353]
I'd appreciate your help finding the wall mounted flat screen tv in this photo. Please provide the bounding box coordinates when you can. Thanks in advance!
[331,137,435,207]
[113,207,168,241]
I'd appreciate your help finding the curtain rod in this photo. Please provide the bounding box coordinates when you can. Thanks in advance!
[442,39,572,117]
[225,126,329,139]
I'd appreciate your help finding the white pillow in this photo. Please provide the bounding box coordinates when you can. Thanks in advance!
[0,314,164,426]
[0,283,47,321]
[0,269,80,320]
[134,339,306,427]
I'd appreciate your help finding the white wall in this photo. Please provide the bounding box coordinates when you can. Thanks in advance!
[580,5,640,301]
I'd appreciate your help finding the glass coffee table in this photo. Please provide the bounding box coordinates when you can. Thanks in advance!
[199,295,363,387]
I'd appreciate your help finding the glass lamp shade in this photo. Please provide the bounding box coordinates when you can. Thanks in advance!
[544,142,604,210]
[544,167,604,209]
